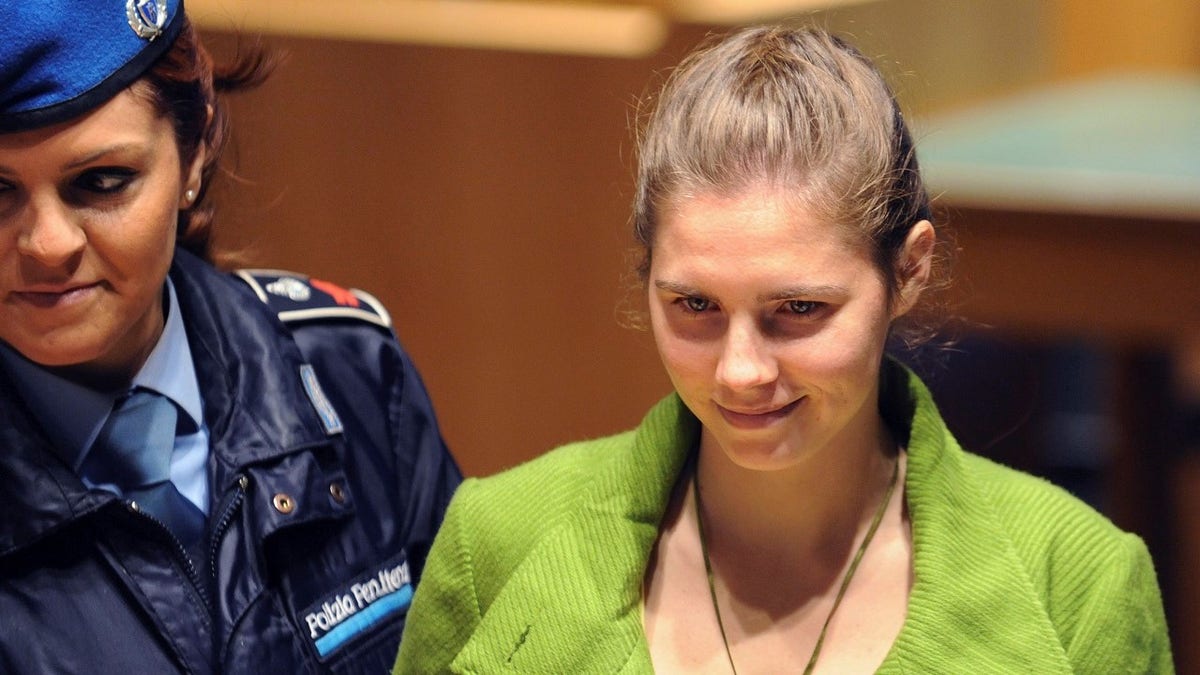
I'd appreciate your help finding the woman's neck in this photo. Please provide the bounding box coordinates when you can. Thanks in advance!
[694,416,899,567]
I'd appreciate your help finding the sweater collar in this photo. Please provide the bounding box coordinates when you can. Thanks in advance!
[880,367,1072,672]
[453,362,1073,672]
[452,393,696,672]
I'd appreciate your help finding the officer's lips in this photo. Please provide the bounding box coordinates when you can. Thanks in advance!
[14,282,102,308]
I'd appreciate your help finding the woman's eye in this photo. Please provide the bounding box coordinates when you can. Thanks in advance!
[682,297,711,313]
[786,300,819,315]
[75,169,135,194]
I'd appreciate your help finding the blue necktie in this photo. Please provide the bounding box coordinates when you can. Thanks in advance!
[83,390,206,547]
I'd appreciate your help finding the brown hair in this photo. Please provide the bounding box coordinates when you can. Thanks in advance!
[137,18,275,264]
[633,25,946,342]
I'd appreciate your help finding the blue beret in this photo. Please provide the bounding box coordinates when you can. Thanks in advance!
[0,0,186,132]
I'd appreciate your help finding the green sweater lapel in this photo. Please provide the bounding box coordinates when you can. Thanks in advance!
[880,371,1073,673]
[450,369,1076,673]
[452,395,697,673]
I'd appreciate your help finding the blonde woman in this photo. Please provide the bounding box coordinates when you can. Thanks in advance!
[396,25,1171,674]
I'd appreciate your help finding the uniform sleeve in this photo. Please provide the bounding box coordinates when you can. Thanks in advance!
[1064,532,1174,674]
[394,480,482,674]
[392,347,463,581]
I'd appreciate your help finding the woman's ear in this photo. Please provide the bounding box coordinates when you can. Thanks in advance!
[179,104,212,209]
[181,146,205,207]
[892,219,935,318]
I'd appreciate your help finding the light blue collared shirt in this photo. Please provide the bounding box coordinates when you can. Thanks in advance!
[0,279,210,513]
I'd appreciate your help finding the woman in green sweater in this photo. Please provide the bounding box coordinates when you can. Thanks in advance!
[395,24,1172,674]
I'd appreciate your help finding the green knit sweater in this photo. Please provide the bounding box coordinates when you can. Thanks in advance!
[395,367,1173,673]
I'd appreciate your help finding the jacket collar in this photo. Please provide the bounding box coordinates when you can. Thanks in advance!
[169,250,337,491]
[451,362,1074,672]
[0,250,341,556]
[0,376,116,556]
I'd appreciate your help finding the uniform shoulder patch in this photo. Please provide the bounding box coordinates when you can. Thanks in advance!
[234,269,393,330]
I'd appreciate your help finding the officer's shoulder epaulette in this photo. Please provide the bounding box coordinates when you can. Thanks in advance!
[234,269,392,330]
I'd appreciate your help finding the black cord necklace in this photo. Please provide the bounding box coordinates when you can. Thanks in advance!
[692,456,900,675]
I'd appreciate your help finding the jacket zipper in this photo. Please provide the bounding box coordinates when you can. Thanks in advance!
[126,474,247,618]
[125,501,213,620]
[207,475,248,670]
[208,475,247,575]
[124,475,247,672]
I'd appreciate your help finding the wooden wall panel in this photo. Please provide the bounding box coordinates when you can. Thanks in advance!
[198,1,1065,477]
[205,32,712,476]
[200,0,1199,483]
[945,208,1200,343]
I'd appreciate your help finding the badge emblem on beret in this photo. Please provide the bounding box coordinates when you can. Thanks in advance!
[127,0,169,41]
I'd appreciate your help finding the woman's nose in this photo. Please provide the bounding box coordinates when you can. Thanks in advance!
[715,320,777,391]
[16,196,86,266]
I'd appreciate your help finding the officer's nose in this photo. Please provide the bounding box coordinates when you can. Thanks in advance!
[17,195,87,267]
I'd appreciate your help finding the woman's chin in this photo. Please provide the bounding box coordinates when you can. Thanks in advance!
[707,434,812,473]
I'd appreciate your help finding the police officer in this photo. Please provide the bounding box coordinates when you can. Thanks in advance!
[0,2,461,672]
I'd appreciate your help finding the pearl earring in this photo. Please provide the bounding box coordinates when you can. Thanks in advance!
[185,189,196,204]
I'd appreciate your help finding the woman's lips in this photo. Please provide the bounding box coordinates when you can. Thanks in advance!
[716,398,803,430]
[14,283,100,309]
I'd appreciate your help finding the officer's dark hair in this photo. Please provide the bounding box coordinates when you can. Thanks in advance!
[136,18,275,264]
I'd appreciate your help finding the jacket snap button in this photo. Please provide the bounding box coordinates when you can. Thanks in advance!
[329,482,346,504]
[272,493,296,514]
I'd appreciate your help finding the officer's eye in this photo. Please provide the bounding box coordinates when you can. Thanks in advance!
[75,168,137,195]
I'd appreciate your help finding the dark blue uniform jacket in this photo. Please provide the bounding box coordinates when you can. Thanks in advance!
[0,250,461,673]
